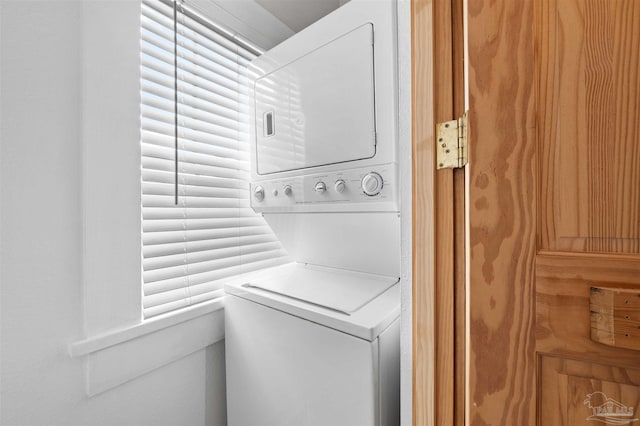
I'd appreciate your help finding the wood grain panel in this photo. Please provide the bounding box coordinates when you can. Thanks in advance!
[537,0,640,254]
[412,0,435,423]
[467,0,537,423]
[538,355,640,426]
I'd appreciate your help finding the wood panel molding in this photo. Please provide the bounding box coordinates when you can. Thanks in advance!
[536,252,640,283]
[538,355,640,426]
[536,0,640,254]
[536,267,640,368]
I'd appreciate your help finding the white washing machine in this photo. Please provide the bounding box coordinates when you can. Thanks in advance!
[225,263,400,426]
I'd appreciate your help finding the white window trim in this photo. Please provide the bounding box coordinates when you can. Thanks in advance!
[69,298,224,358]
[70,0,291,397]
[69,299,224,396]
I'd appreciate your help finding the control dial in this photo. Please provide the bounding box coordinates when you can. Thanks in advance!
[253,186,265,201]
[361,172,383,196]
[334,179,346,193]
[314,181,327,193]
[283,185,293,197]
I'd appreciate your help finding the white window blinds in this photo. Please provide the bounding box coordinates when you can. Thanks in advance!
[140,0,288,318]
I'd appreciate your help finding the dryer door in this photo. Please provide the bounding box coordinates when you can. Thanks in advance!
[254,23,376,175]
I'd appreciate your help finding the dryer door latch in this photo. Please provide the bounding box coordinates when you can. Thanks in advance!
[436,111,468,170]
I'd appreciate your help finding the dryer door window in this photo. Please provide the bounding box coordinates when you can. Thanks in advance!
[254,23,376,175]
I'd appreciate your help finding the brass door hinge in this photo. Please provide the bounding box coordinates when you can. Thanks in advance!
[436,111,468,169]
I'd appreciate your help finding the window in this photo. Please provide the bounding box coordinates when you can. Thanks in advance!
[140,0,288,318]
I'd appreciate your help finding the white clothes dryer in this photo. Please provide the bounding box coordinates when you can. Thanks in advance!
[225,263,400,426]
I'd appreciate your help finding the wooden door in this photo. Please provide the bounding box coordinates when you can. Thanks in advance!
[467,0,640,424]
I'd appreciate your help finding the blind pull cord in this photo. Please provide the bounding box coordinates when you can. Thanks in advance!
[173,0,181,205]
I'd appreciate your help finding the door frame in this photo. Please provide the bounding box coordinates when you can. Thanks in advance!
[411,0,466,424]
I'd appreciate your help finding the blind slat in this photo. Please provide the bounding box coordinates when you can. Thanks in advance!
[143,233,279,258]
[141,130,249,164]
[142,119,250,153]
[141,118,250,146]
[141,130,249,160]
[143,226,273,246]
[142,169,248,190]
[143,241,283,272]
[141,144,249,173]
[143,216,268,233]
[142,206,257,220]
[142,157,250,181]
[142,195,251,209]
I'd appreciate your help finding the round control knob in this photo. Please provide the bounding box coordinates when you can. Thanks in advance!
[314,181,327,193]
[361,172,383,196]
[253,186,265,201]
[283,185,293,197]
[334,179,346,193]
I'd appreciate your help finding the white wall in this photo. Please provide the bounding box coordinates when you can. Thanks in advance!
[0,1,227,425]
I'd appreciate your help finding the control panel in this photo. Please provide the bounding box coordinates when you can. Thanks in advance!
[250,164,398,213]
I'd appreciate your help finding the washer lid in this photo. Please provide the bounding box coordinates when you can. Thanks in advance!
[225,263,400,341]
[242,264,398,315]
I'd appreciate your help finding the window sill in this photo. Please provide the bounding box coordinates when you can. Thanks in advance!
[69,298,225,396]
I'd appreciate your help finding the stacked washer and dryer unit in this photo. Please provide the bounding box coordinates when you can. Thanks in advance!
[224,1,401,425]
